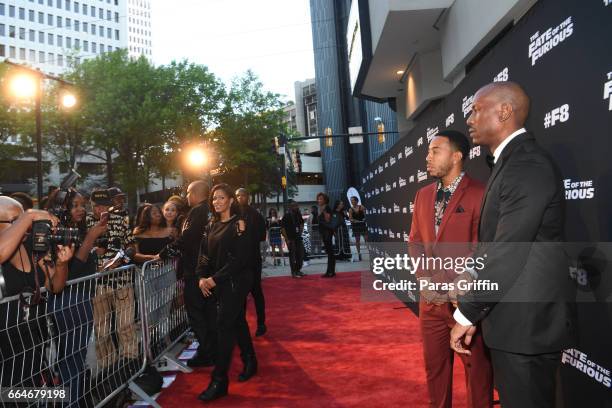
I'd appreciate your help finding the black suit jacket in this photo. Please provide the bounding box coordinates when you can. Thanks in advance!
[165,201,209,278]
[458,131,577,354]
[240,205,266,268]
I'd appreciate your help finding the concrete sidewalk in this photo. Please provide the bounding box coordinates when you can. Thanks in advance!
[262,252,370,278]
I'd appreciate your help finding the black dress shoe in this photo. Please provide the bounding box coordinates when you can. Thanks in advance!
[291,273,302,278]
[297,271,306,277]
[238,355,258,382]
[322,272,332,278]
[198,379,228,402]
[255,324,267,337]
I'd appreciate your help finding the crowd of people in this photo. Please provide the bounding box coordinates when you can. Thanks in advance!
[0,178,368,405]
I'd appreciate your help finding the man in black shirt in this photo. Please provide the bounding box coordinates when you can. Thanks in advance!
[163,180,216,366]
[236,188,268,336]
[281,200,306,279]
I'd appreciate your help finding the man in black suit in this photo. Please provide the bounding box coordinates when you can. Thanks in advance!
[162,180,217,367]
[450,82,576,408]
[236,188,268,336]
[281,200,306,279]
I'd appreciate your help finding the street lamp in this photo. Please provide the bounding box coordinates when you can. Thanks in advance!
[61,92,77,109]
[4,59,76,206]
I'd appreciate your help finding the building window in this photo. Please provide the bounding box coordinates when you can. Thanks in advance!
[38,31,44,43]
[74,20,79,31]
[0,24,4,37]
[115,29,119,40]
[47,0,52,6]
[48,52,54,64]
[66,36,71,48]
[83,22,88,32]
[28,49,35,62]
[9,46,16,58]
[83,40,88,51]
[91,23,96,34]
[91,6,95,17]
[106,9,110,20]
[0,44,5,57]
[48,33,54,45]
[107,27,111,38]
[114,11,118,23]
[65,0,70,11]
[28,9,34,21]
[57,54,63,66]
[74,1,79,13]
[19,27,25,40]
[57,34,62,46]
[98,7,103,18]
[57,16,62,27]
[38,11,44,24]
[83,4,87,15]
[39,50,44,62]
[66,17,71,28]
[0,4,4,16]
[100,43,104,53]
[92,42,96,53]
[99,25,103,36]
[9,5,14,17]
[47,13,53,26]
[19,48,26,60]
[8,25,15,38]
[74,38,79,48]
[28,29,35,42]
[18,7,25,19]
[57,0,61,8]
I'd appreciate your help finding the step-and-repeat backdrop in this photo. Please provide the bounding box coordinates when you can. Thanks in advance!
[361,0,612,405]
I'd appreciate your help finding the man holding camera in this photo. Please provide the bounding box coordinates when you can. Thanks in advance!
[0,196,74,388]
[86,189,138,371]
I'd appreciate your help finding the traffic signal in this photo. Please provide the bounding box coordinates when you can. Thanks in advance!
[281,176,287,189]
[325,127,333,147]
[377,122,385,144]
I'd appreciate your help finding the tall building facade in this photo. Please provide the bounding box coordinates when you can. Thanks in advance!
[0,0,151,76]
[309,0,398,202]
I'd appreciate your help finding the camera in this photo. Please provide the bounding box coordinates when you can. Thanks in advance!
[47,169,81,224]
[31,220,81,254]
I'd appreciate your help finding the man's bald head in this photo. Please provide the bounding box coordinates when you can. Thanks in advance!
[0,196,24,224]
[187,180,209,207]
[467,81,530,151]
[235,188,249,207]
[476,81,530,126]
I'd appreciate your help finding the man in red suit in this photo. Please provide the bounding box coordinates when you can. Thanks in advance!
[408,130,493,408]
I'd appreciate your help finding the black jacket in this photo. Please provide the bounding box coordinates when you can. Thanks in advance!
[457,131,577,354]
[164,201,209,278]
[317,205,340,242]
[239,205,266,267]
[281,210,304,241]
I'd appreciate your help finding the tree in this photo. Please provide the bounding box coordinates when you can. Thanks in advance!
[215,70,294,205]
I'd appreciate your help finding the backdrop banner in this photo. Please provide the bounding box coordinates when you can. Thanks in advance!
[361,0,612,405]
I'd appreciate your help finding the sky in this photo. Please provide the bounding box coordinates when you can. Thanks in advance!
[151,0,316,102]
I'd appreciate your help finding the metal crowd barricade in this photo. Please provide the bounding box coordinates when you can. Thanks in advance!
[138,258,192,381]
[0,264,148,408]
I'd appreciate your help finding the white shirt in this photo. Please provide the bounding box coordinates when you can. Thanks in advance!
[453,127,527,326]
[492,128,526,164]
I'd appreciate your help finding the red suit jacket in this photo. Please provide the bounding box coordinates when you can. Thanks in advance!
[408,174,485,280]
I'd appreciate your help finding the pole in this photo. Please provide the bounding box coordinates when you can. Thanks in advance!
[282,149,288,212]
[35,78,43,206]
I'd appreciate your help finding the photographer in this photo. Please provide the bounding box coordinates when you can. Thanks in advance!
[0,196,74,388]
[46,188,108,406]
[0,206,58,264]
[86,189,139,373]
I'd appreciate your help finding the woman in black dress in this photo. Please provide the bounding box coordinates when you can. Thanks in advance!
[333,200,351,260]
[196,184,256,402]
[348,196,368,260]
[133,204,175,263]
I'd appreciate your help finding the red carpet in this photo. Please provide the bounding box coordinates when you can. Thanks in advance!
[157,271,469,407]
